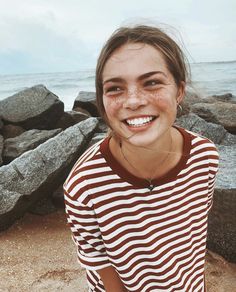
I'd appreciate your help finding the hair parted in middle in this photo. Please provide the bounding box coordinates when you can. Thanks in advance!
[95,24,190,125]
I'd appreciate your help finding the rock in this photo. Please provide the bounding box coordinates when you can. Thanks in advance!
[0,85,64,130]
[0,117,3,132]
[211,93,236,103]
[1,124,25,139]
[28,196,57,215]
[73,91,99,117]
[73,106,91,116]
[207,145,236,262]
[179,89,199,117]
[0,117,99,231]
[52,185,65,209]
[97,118,108,133]
[191,102,236,134]
[88,133,107,148]
[223,133,236,145]
[3,128,62,164]
[0,135,3,166]
[55,110,90,130]
[175,113,234,145]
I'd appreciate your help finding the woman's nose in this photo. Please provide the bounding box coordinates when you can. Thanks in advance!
[123,88,147,110]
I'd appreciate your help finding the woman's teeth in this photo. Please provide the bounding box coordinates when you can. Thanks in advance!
[125,116,155,127]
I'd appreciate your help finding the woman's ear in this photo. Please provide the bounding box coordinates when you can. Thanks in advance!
[177,81,186,104]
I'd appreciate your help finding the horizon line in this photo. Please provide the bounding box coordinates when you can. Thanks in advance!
[0,60,235,77]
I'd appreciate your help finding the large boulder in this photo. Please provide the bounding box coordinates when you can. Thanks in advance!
[0,117,3,132]
[207,145,236,262]
[0,117,99,231]
[3,128,62,164]
[0,135,3,166]
[55,110,90,130]
[176,113,236,145]
[1,124,25,139]
[184,91,236,106]
[73,91,99,117]
[191,102,236,134]
[211,93,236,103]
[0,85,64,130]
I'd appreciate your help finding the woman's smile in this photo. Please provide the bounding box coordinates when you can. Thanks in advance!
[124,115,156,126]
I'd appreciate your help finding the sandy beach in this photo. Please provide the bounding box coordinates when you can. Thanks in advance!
[0,209,236,292]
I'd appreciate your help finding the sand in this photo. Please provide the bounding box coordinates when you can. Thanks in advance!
[0,209,235,292]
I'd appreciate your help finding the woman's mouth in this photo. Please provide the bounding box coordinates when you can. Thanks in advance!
[124,116,157,127]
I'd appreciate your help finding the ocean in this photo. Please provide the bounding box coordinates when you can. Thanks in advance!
[0,61,235,111]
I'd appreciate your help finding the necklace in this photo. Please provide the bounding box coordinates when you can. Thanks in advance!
[119,136,173,193]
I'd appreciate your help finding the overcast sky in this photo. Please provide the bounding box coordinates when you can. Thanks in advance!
[0,0,235,75]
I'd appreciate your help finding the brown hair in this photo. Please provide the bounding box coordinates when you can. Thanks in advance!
[95,25,190,124]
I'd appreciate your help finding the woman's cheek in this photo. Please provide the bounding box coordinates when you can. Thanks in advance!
[103,96,120,117]
[150,93,171,110]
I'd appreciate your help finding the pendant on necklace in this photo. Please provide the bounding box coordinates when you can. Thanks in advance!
[147,180,155,192]
[148,184,154,191]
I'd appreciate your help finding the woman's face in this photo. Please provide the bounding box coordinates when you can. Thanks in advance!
[102,42,185,148]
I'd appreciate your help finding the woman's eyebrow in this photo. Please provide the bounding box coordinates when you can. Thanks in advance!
[103,77,123,85]
[103,71,167,85]
[138,71,167,80]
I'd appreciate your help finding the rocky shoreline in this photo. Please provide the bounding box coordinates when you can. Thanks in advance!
[0,85,235,266]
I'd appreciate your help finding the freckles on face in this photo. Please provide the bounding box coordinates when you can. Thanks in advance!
[103,95,119,119]
[144,87,178,113]
[102,43,182,120]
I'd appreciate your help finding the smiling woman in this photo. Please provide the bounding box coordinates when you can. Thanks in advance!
[63,25,219,292]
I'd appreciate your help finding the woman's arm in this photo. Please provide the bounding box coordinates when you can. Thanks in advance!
[98,266,127,292]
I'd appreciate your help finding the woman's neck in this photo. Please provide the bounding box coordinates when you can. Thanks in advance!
[110,128,177,180]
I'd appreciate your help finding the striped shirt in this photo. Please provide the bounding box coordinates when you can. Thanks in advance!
[63,126,219,292]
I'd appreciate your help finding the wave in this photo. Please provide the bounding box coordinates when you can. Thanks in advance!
[52,83,80,89]
[192,60,236,65]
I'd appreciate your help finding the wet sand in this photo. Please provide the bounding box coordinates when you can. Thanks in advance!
[0,210,235,292]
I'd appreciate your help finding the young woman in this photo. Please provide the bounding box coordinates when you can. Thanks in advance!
[63,25,219,292]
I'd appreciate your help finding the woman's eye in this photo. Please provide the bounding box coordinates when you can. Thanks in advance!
[144,80,161,87]
[104,86,123,94]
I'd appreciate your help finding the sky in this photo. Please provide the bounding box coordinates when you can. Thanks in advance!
[0,0,235,75]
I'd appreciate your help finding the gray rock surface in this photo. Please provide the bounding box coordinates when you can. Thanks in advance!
[211,93,236,103]
[208,145,236,262]
[0,85,64,130]
[52,185,65,209]
[191,102,236,134]
[28,196,58,215]
[176,113,235,145]
[88,133,107,148]
[96,118,108,133]
[73,91,99,117]
[0,118,98,231]
[0,117,3,131]
[0,135,3,166]
[3,128,62,164]
[55,110,90,130]
[222,133,236,145]
[1,124,25,139]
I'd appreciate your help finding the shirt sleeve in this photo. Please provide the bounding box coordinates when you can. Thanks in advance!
[207,144,219,213]
[64,184,111,271]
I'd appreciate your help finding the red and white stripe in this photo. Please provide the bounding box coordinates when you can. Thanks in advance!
[64,127,219,292]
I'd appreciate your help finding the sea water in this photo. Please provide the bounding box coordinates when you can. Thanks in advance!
[0,61,235,111]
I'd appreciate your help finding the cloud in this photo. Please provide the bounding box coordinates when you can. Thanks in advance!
[0,0,235,74]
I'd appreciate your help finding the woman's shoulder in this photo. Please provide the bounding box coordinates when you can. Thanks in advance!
[179,126,219,164]
[176,125,218,148]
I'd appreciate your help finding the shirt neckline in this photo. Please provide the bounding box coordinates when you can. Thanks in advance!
[100,125,192,188]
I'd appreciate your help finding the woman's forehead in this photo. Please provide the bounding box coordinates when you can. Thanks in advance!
[102,43,169,81]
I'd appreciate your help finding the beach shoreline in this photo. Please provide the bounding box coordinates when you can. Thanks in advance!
[0,209,236,292]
